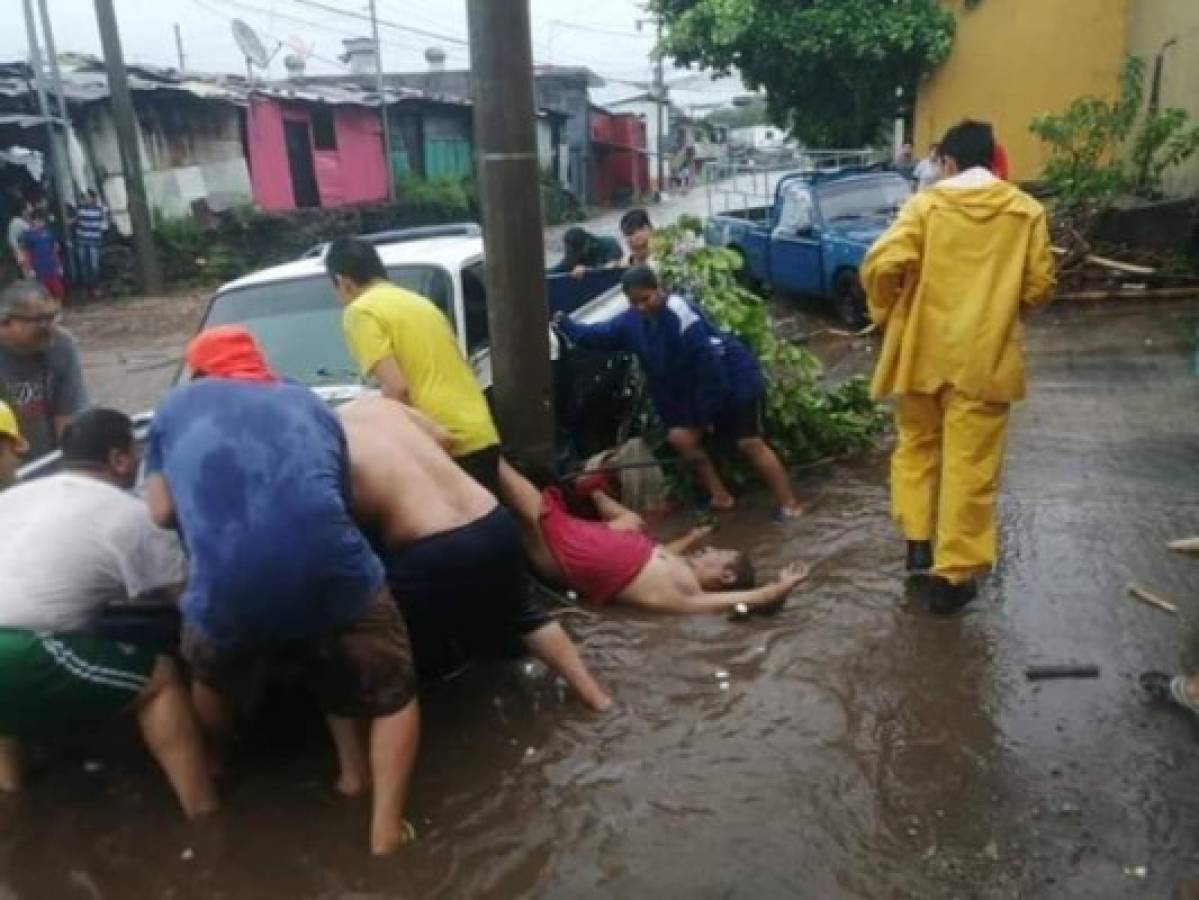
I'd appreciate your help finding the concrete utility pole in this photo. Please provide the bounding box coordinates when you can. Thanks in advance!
[368,0,395,200]
[22,0,72,252]
[93,0,162,294]
[174,23,186,72]
[466,0,555,470]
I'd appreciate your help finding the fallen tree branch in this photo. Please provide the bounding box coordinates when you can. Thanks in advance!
[1167,537,1199,553]
[1051,246,1157,276]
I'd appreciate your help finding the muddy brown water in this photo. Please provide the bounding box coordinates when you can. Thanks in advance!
[3,298,1199,899]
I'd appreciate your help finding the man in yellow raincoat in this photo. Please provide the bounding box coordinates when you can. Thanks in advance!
[861,120,1055,614]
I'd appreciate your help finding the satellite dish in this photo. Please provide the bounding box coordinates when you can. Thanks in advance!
[232,19,270,69]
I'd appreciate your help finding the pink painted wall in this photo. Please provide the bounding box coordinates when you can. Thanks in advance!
[246,99,388,211]
[323,106,388,206]
[246,98,294,210]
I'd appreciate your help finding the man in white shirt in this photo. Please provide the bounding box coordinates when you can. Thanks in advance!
[0,408,216,819]
[913,143,941,191]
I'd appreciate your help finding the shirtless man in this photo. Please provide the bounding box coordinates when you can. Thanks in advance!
[337,396,612,712]
[503,472,810,615]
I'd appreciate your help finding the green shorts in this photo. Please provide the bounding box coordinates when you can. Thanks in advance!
[0,629,156,740]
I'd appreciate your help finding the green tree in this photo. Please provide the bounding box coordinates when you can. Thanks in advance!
[652,0,955,147]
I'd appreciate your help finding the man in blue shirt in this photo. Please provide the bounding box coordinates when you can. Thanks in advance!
[143,325,419,855]
[557,266,803,518]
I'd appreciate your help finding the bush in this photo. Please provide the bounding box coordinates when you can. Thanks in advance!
[1030,55,1199,218]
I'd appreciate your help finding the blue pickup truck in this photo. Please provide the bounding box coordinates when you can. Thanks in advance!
[705,168,912,325]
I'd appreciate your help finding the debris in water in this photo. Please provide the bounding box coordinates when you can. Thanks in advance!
[983,840,1000,861]
[1060,802,1080,815]
[1025,664,1100,681]
[1127,583,1178,615]
[714,669,730,681]
[1123,865,1148,879]
[1167,536,1199,553]
[180,848,195,862]
[83,760,103,774]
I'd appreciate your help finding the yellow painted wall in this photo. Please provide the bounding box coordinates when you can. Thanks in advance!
[1126,0,1199,196]
[914,0,1128,183]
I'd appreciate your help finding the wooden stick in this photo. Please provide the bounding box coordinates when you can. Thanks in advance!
[1127,584,1178,615]
[1167,537,1199,553]
[1054,286,1199,302]
[1049,247,1155,275]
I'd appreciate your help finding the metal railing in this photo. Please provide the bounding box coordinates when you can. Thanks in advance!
[702,148,888,218]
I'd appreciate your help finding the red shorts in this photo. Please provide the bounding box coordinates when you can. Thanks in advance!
[538,488,655,605]
[38,273,65,299]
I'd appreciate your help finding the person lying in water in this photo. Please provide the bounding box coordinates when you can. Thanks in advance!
[337,395,612,712]
[502,470,810,614]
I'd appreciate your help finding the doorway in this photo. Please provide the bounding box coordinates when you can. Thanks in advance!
[284,119,320,208]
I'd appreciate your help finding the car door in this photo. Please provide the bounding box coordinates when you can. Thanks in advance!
[768,180,823,295]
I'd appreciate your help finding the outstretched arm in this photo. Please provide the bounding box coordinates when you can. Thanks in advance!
[591,489,646,533]
[641,562,810,615]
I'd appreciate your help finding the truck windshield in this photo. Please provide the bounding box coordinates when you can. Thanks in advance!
[201,264,453,385]
[818,177,911,222]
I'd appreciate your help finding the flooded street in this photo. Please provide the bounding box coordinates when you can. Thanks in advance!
[3,297,1198,899]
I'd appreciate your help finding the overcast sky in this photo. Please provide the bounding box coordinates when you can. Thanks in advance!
[3,0,748,112]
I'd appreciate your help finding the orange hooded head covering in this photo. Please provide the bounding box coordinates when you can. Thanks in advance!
[185,325,277,382]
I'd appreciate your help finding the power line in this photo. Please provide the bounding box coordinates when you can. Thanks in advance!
[190,0,349,69]
[546,19,649,39]
[281,0,470,46]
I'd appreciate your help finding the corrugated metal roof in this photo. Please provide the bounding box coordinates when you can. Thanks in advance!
[0,55,474,110]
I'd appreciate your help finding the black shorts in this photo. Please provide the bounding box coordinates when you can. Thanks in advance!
[382,506,551,674]
[182,589,417,718]
[714,396,765,441]
[455,444,502,496]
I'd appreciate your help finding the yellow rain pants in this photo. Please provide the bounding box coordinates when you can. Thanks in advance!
[892,387,1010,584]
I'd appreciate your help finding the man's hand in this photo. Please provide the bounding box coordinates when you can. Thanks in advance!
[571,264,587,279]
[775,562,810,594]
[688,523,716,542]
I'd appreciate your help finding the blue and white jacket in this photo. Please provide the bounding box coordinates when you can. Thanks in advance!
[559,293,764,429]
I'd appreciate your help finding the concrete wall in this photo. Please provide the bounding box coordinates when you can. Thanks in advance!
[76,94,252,233]
[1126,0,1199,196]
[914,0,1128,183]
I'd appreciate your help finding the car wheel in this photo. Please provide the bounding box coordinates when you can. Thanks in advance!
[833,270,869,329]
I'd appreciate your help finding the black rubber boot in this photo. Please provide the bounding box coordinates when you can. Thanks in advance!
[905,540,933,573]
[927,576,978,616]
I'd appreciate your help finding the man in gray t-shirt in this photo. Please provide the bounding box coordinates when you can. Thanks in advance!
[0,281,87,460]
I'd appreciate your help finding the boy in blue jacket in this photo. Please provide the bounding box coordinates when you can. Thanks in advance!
[557,266,802,518]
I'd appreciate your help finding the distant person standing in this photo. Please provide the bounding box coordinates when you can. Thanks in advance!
[913,143,940,191]
[0,281,87,460]
[861,119,1055,614]
[619,208,655,267]
[74,189,108,299]
[6,200,31,277]
[894,142,916,182]
[19,209,65,300]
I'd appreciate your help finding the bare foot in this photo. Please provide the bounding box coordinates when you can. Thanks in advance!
[775,503,805,520]
[335,773,371,798]
[371,818,416,856]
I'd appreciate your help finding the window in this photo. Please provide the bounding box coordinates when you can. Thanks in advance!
[200,265,453,386]
[311,107,337,151]
[461,262,490,355]
[775,183,815,234]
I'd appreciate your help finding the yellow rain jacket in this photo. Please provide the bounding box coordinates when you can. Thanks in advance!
[862,174,1056,403]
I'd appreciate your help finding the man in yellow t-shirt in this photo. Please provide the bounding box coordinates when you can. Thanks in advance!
[328,238,504,492]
